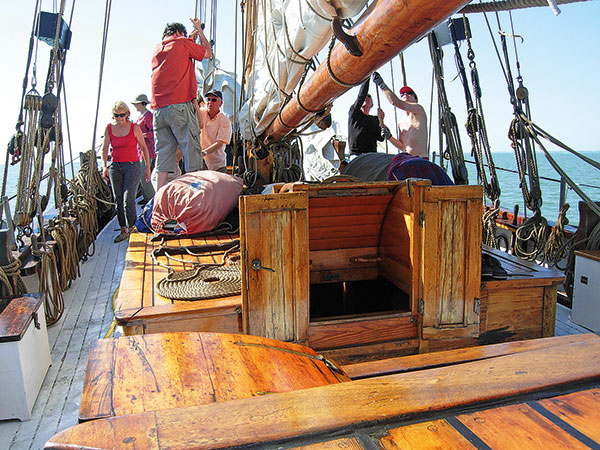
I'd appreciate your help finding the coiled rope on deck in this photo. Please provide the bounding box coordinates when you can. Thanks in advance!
[156,263,241,300]
[37,247,64,326]
[153,241,241,301]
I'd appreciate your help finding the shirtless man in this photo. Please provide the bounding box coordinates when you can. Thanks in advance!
[372,72,428,158]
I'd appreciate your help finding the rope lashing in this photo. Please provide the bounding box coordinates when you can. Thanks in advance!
[0,259,28,298]
[428,32,469,185]
[544,203,574,268]
[459,0,586,14]
[325,35,368,89]
[38,247,64,326]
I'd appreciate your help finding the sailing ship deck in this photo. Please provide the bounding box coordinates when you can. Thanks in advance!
[0,215,592,450]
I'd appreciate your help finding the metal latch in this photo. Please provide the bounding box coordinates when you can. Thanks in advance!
[418,299,424,315]
[419,210,425,227]
[251,259,274,272]
[32,312,41,330]
[474,298,480,315]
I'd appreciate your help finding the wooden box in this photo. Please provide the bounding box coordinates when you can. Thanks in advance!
[0,294,51,421]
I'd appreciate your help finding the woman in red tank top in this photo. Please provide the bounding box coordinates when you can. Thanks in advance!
[101,101,151,243]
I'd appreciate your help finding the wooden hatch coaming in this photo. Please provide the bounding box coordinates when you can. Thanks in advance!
[419,185,483,340]
[304,182,397,285]
[46,334,600,450]
[239,192,310,343]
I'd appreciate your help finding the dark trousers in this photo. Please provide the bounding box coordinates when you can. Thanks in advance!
[109,161,141,228]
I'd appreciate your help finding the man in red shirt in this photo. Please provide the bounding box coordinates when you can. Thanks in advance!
[151,19,212,190]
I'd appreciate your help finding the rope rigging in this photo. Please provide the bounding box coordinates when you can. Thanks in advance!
[481,10,549,261]
[451,16,502,246]
[428,31,469,185]
[478,8,598,304]
[3,0,114,326]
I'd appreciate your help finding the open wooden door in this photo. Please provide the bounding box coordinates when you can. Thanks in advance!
[239,192,309,344]
[418,185,483,341]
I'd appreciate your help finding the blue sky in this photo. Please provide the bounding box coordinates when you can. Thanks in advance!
[1,0,599,166]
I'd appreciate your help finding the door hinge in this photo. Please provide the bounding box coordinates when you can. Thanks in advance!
[474,298,481,315]
[418,298,424,315]
[419,210,425,227]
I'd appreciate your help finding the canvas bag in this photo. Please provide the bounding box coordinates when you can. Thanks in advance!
[151,170,243,234]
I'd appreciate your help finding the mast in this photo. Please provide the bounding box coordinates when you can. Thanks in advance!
[263,0,471,144]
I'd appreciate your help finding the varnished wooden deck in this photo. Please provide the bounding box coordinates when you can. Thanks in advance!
[0,218,592,449]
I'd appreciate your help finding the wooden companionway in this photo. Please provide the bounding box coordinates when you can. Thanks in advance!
[240,180,484,362]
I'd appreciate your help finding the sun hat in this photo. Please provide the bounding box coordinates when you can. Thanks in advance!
[132,93,150,104]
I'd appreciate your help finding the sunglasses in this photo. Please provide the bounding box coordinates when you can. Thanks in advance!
[206,97,219,102]
[401,91,414,97]
[114,113,127,117]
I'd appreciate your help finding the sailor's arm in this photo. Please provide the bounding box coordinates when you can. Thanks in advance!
[190,18,213,59]
[372,72,422,114]
[388,135,403,151]
[192,99,204,129]
[202,120,232,156]
[101,126,110,180]
[133,124,151,181]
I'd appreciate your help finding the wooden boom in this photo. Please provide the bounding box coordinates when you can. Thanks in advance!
[263,0,471,143]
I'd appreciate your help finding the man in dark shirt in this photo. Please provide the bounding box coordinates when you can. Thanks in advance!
[347,79,387,158]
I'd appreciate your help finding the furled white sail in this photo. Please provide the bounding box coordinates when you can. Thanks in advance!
[238,0,367,140]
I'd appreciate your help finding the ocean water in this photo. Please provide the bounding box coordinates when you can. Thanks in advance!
[1,150,598,227]
[435,151,600,227]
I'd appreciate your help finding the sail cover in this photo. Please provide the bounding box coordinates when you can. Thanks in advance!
[238,0,367,140]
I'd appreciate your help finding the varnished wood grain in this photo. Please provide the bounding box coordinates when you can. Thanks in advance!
[379,419,475,449]
[47,335,600,449]
[539,388,600,443]
[320,338,419,364]
[114,231,243,335]
[290,437,366,449]
[457,403,591,449]
[309,314,417,350]
[310,247,379,272]
[79,332,343,421]
[0,294,43,342]
[421,186,482,339]
[343,334,599,379]
[241,192,309,343]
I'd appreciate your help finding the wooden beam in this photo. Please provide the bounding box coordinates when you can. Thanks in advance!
[264,0,471,143]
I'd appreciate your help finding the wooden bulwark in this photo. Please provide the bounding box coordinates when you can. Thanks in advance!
[46,334,600,449]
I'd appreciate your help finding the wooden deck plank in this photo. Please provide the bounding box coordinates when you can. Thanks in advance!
[114,231,242,334]
[45,334,600,450]
[343,333,598,379]
[379,419,475,449]
[456,403,591,449]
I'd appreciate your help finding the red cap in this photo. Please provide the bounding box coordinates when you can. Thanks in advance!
[400,86,415,95]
